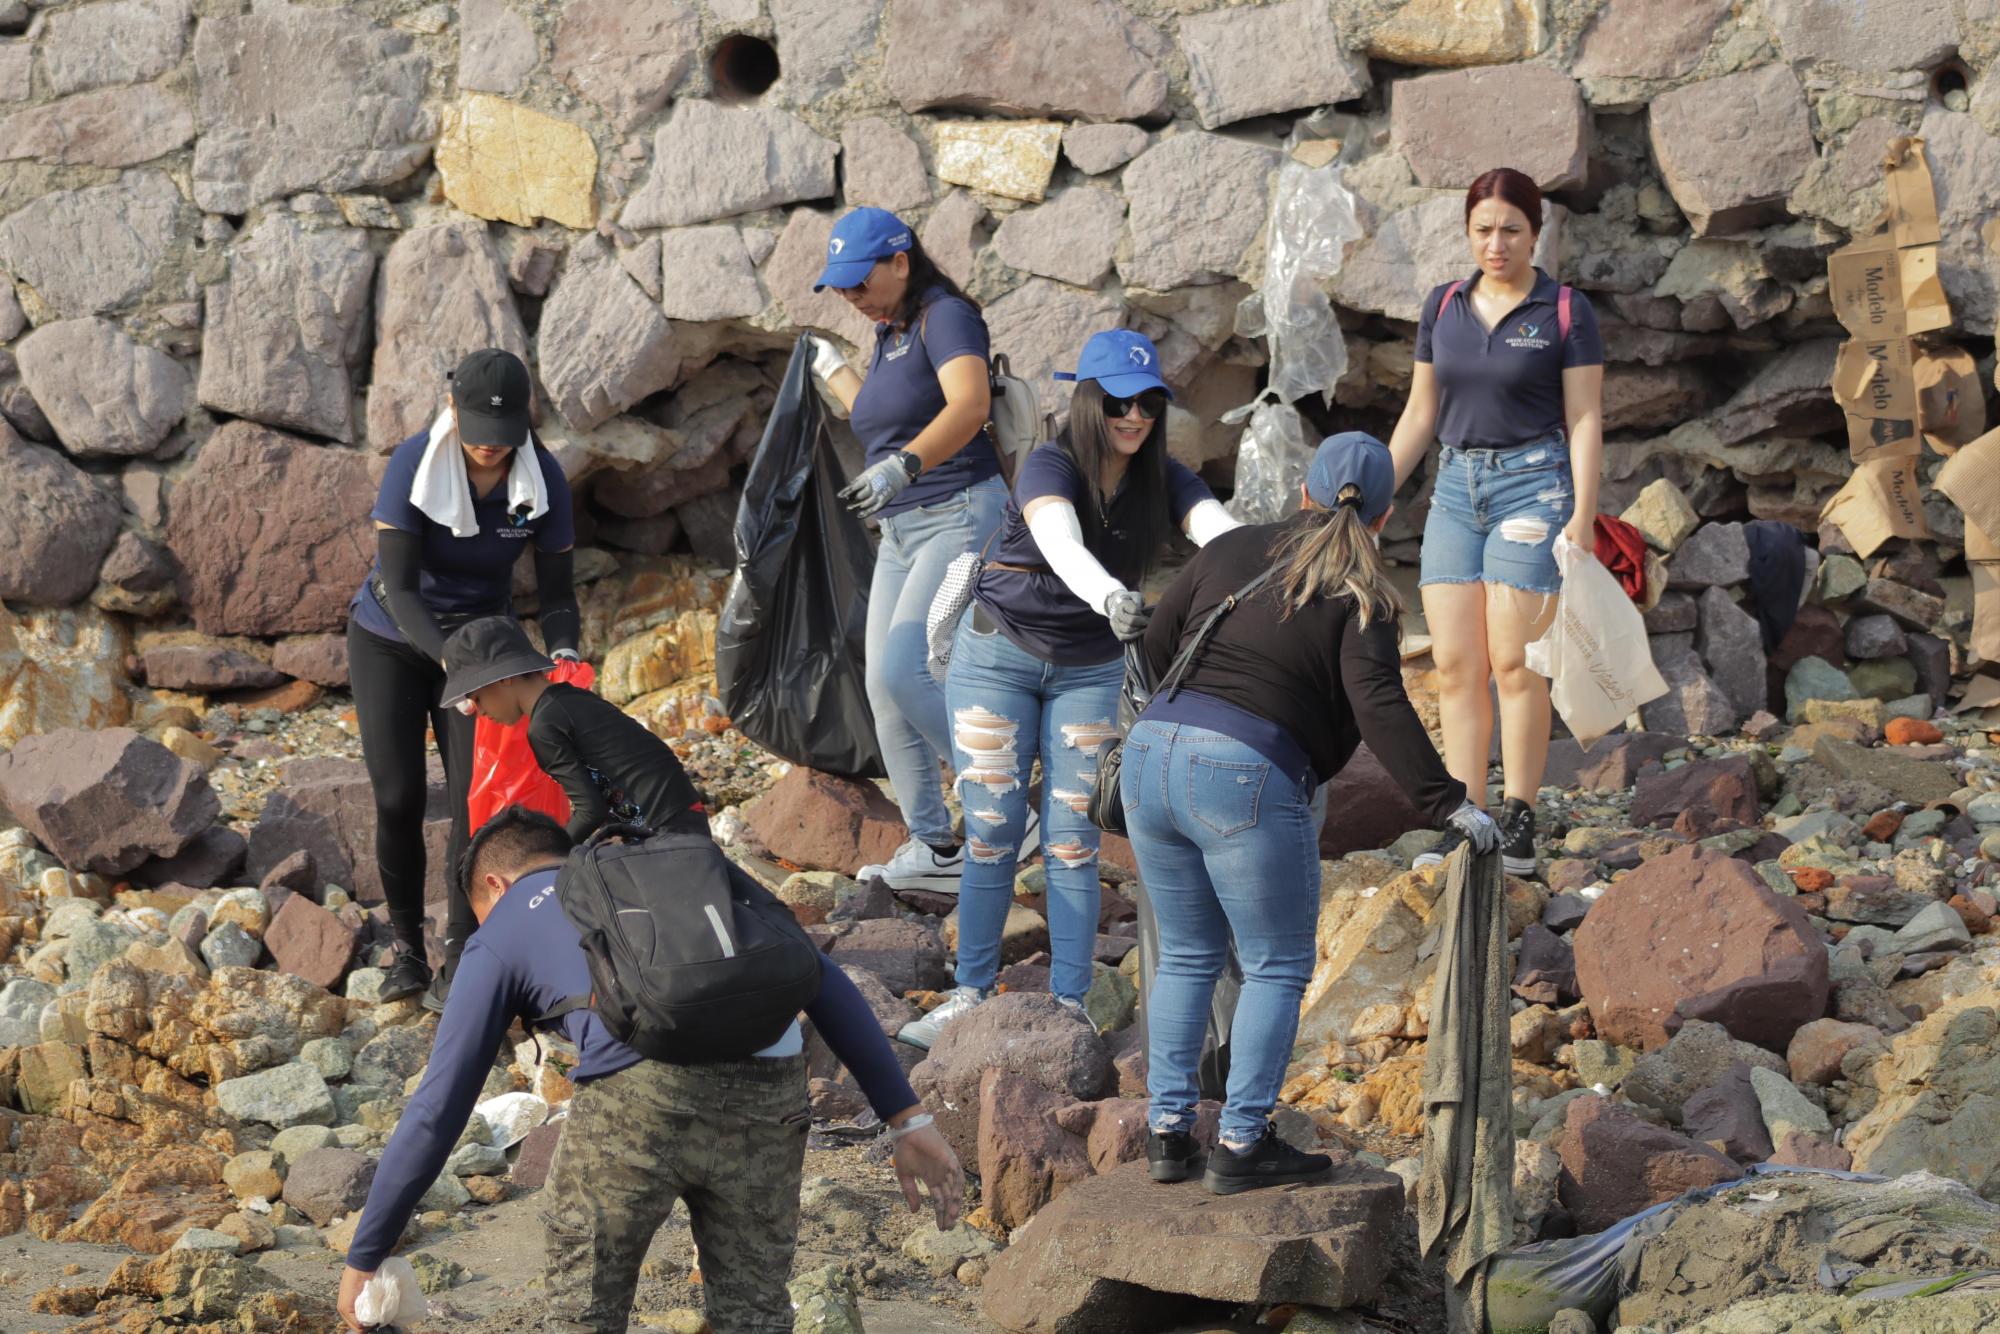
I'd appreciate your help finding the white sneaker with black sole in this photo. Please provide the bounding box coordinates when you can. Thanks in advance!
[858,837,964,893]
[897,985,988,1050]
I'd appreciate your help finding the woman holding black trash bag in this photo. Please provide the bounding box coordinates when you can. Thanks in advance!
[1125,433,1498,1194]
[804,206,1010,895]
[345,348,579,1007]
[1386,166,1605,878]
[896,329,1241,1051]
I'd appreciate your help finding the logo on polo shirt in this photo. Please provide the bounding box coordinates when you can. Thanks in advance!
[1505,319,1551,352]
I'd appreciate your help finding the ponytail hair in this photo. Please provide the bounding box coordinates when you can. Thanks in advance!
[1271,486,1402,630]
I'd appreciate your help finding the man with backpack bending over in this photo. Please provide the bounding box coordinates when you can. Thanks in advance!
[336,808,963,1330]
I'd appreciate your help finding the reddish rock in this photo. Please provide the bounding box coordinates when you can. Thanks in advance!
[1629,754,1760,837]
[1787,867,1833,893]
[56,1146,235,1253]
[1824,874,1934,928]
[130,826,248,891]
[1950,894,1992,935]
[1051,1097,1221,1175]
[0,728,220,875]
[263,895,358,991]
[280,1148,375,1225]
[270,634,350,689]
[1319,744,1428,859]
[257,849,317,897]
[1786,1019,1883,1086]
[1768,1131,1851,1171]
[911,992,1114,1162]
[809,1077,870,1122]
[140,645,284,692]
[1546,859,1601,895]
[1512,923,1578,1006]
[1679,1064,1774,1164]
[1768,603,1846,674]
[227,679,324,712]
[1884,717,1943,746]
[742,767,909,876]
[510,1121,562,1190]
[247,757,451,905]
[977,1069,1093,1229]
[1547,732,1685,793]
[824,919,949,997]
[1557,1096,1743,1233]
[1573,846,1829,1052]
[1861,810,1905,842]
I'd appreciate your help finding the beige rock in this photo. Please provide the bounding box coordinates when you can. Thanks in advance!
[17,1040,85,1114]
[0,602,132,751]
[932,120,1063,204]
[127,937,207,980]
[622,677,715,740]
[1621,478,1701,553]
[222,1151,285,1203]
[436,93,596,230]
[1296,855,1435,1050]
[158,726,223,770]
[1364,0,1548,66]
[599,610,719,707]
[1845,993,2000,1196]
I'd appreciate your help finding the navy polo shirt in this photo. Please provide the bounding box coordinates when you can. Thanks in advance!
[847,287,1002,519]
[348,431,576,644]
[1415,268,1603,450]
[974,442,1211,667]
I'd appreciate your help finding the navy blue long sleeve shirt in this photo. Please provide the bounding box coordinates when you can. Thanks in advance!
[345,865,918,1272]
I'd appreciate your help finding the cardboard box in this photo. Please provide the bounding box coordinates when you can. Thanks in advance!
[1827,137,1950,341]
[1820,454,1930,558]
[1915,346,1985,453]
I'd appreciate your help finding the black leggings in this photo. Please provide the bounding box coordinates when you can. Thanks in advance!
[347,619,477,962]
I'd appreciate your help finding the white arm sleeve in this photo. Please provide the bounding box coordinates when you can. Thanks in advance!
[1026,501,1127,617]
[1183,498,1241,547]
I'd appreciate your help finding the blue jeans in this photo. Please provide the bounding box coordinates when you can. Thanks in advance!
[945,613,1122,1001]
[1418,437,1575,596]
[866,479,1008,846]
[1121,720,1321,1146]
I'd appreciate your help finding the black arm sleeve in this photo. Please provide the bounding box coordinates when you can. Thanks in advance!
[1338,614,1468,825]
[527,701,612,841]
[376,527,447,663]
[534,546,580,656]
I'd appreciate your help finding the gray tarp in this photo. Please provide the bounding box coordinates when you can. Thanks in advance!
[1416,847,1515,1334]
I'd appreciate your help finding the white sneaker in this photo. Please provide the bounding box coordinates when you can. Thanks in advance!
[859,838,964,894]
[897,986,988,1050]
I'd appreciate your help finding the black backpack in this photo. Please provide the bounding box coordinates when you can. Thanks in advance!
[538,825,823,1062]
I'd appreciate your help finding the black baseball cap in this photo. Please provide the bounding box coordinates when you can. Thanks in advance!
[451,349,532,449]
[441,616,554,708]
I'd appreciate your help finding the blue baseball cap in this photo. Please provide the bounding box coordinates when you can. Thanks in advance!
[812,207,914,291]
[1305,432,1395,524]
[1053,329,1175,401]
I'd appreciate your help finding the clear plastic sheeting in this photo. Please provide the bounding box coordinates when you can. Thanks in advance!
[1237,160,1363,409]
[1222,397,1311,526]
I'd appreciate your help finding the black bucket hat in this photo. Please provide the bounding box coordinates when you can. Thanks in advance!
[441,616,553,708]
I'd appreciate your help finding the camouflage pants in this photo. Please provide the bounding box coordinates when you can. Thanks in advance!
[541,1054,810,1333]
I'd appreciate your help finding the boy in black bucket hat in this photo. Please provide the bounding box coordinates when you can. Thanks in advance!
[440,616,708,842]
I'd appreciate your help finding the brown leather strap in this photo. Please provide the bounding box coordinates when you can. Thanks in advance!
[984,561,1047,575]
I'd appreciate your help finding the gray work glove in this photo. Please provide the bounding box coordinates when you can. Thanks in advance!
[1447,800,1501,855]
[1103,589,1151,642]
[840,457,911,518]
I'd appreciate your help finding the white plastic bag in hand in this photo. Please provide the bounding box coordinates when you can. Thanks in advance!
[1526,533,1669,745]
[355,1256,429,1327]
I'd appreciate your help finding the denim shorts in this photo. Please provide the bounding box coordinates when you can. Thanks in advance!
[1418,437,1575,596]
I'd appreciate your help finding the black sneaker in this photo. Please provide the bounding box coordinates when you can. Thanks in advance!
[1147,1129,1202,1183]
[376,950,432,1004]
[1203,1123,1333,1196]
[1411,828,1465,870]
[420,955,456,1014]
[1500,798,1538,878]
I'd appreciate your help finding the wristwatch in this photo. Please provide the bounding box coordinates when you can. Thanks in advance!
[894,449,922,482]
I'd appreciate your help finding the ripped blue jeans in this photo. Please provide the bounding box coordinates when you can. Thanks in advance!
[945,610,1121,1002]
[1418,437,1574,596]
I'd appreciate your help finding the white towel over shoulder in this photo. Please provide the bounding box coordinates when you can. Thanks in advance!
[409,409,549,538]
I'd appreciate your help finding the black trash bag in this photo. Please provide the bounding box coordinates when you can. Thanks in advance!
[1133,878,1241,1102]
[714,336,885,779]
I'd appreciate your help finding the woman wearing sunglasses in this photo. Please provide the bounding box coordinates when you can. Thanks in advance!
[345,348,580,1007]
[806,207,1010,895]
[897,329,1239,1049]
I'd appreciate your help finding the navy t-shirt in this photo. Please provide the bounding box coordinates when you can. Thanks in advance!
[348,431,576,644]
[847,287,1002,519]
[1415,268,1603,450]
[974,442,1211,667]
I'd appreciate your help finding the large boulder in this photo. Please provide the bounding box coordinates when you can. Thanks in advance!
[885,0,1168,121]
[911,992,1113,1162]
[620,100,836,229]
[16,317,189,458]
[279,1148,375,1226]
[549,0,698,129]
[977,1069,1092,1230]
[1556,1096,1743,1233]
[0,429,123,606]
[0,603,132,749]
[984,278,1128,417]
[982,1157,1402,1332]
[264,895,359,992]
[538,236,678,431]
[364,221,530,451]
[742,767,908,877]
[190,4,433,213]
[246,757,451,906]
[1391,64,1588,189]
[1647,65,1814,235]
[1622,1019,1790,1123]
[198,215,375,444]
[164,423,375,636]
[1845,995,2000,1198]
[1570,0,1734,84]
[1295,855,1435,1049]
[1628,753,1761,837]
[1178,0,1368,130]
[36,0,191,95]
[1573,846,1828,1052]
[0,728,218,875]
[823,919,949,997]
[1319,744,1430,859]
[1118,132,1277,292]
[0,169,186,318]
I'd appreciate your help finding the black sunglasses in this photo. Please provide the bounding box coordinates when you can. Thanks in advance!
[1103,389,1168,420]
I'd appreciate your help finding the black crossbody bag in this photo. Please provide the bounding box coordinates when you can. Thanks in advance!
[1087,565,1280,835]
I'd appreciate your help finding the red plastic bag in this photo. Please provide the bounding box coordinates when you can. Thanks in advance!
[466,658,596,831]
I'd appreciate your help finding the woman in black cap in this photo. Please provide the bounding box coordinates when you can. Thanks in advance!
[346,348,580,1005]
[1124,432,1496,1194]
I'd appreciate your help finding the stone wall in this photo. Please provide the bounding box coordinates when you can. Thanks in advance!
[0,0,1994,719]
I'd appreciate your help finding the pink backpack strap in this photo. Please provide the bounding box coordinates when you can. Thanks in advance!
[1442,279,1465,309]
[1558,285,1572,344]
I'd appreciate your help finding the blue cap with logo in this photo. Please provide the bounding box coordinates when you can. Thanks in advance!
[1305,431,1395,524]
[813,207,915,291]
[1052,329,1175,401]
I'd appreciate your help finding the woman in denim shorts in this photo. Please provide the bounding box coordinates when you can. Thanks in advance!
[1386,167,1606,877]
